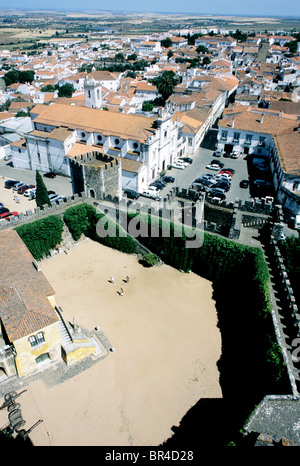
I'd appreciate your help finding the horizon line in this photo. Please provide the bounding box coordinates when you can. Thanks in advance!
[0,8,299,20]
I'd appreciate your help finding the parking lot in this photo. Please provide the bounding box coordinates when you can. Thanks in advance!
[0,159,73,216]
[158,142,252,204]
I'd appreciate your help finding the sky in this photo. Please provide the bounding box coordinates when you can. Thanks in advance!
[0,0,299,18]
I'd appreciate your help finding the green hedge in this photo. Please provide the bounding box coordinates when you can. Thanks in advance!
[63,203,137,254]
[15,215,64,261]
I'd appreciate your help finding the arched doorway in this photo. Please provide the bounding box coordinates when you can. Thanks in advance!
[35,353,50,366]
[89,188,96,198]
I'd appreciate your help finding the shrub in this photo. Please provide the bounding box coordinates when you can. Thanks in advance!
[140,252,160,267]
[15,215,64,260]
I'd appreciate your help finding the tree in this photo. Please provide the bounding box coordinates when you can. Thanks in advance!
[58,83,75,98]
[114,52,125,62]
[35,171,51,208]
[160,37,173,48]
[151,70,179,103]
[167,50,173,60]
[41,84,55,92]
[196,45,209,54]
[142,101,154,112]
[286,40,298,54]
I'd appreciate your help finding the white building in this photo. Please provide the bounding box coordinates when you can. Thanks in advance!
[11,103,182,193]
[217,107,300,215]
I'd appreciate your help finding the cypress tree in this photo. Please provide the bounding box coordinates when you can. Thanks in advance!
[35,171,51,208]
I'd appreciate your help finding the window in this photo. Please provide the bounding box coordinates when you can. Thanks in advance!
[115,138,120,145]
[97,135,102,142]
[164,130,167,138]
[233,132,240,142]
[188,137,193,146]
[88,90,91,98]
[259,136,266,147]
[29,332,45,348]
[133,142,139,149]
[221,130,228,140]
[81,132,86,138]
[29,336,37,348]
[245,134,252,145]
[37,332,45,345]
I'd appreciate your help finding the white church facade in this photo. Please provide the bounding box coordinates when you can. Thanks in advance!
[11,78,183,193]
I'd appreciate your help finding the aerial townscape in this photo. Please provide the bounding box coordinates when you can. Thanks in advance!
[0,3,299,452]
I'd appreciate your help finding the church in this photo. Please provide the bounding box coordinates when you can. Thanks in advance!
[11,77,183,195]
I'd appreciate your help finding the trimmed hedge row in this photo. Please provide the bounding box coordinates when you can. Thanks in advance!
[15,215,64,261]
[63,203,137,254]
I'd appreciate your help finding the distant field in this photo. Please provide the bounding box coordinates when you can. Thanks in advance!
[0,10,299,50]
[0,27,58,47]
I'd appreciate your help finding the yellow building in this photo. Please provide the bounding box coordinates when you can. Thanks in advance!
[0,229,97,381]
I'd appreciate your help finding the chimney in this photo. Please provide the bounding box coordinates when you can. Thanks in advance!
[231,118,235,128]
[260,114,264,124]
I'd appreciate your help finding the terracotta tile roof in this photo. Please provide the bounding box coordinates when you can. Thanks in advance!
[219,111,298,136]
[0,230,58,342]
[31,103,157,143]
[274,131,300,175]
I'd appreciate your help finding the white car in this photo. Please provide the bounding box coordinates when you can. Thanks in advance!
[172,162,185,170]
[231,150,240,159]
[216,174,231,182]
[214,148,223,157]
[206,164,220,171]
[24,187,36,197]
[141,187,161,200]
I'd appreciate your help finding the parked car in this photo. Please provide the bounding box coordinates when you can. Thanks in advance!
[141,188,161,200]
[4,179,20,189]
[151,180,167,190]
[198,174,216,181]
[124,188,140,200]
[175,159,189,167]
[213,182,230,192]
[13,182,27,191]
[0,207,10,214]
[223,151,231,158]
[208,192,226,202]
[180,157,193,164]
[253,179,271,187]
[18,184,35,194]
[211,160,224,168]
[208,187,226,195]
[0,210,18,220]
[43,172,56,178]
[214,148,223,157]
[48,193,59,201]
[0,203,3,208]
[172,160,187,169]
[216,174,231,182]
[220,168,235,175]
[240,180,249,188]
[47,190,56,196]
[162,176,175,183]
[4,154,12,161]
[51,195,67,203]
[231,150,240,159]
[206,164,220,171]
[24,187,36,197]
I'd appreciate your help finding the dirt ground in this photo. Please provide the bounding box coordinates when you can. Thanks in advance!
[0,238,222,446]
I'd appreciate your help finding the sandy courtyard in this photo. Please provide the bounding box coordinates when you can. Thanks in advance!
[1,238,222,446]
